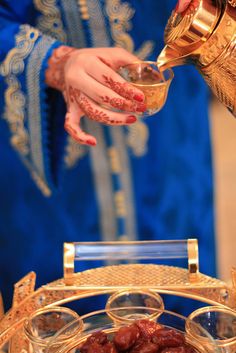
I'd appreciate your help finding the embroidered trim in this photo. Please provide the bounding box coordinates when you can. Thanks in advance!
[34,0,67,42]
[0,25,53,196]
[26,35,57,182]
[126,120,149,157]
[105,0,135,52]
[64,136,88,168]
[110,127,137,240]
[61,0,86,47]
[85,119,118,241]
[86,0,110,47]
[105,0,153,157]
[0,25,39,156]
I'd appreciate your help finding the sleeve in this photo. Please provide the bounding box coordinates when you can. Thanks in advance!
[0,1,65,196]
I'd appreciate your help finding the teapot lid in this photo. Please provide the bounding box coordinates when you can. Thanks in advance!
[164,0,222,51]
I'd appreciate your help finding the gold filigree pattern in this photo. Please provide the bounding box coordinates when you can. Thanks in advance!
[0,25,39,156]
[34,0,67,42]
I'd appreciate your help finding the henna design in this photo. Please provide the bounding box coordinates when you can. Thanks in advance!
[68,85,81,104]
[79,95,112,124]
[64,114,96,146]
[78,95,136,125]
[103,75,144,102]
[45,46,76,91]
[100,95,146,113]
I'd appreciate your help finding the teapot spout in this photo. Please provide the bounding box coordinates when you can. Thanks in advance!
[157,45,187,71]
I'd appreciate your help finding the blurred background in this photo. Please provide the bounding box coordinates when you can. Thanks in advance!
[211,98,236,282]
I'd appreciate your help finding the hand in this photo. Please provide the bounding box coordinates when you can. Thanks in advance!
[45,46,146,146]
[175,0,195,13]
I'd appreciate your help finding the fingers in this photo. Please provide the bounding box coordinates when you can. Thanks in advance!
[84,57,145,103]
[67,70,146,113]
[175,0,192,13]
[64,95,97,146]
[104,48,141,69]
[78,92,137,125]
[64,87,137,147]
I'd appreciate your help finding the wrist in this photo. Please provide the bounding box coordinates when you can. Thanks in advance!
[45,45,76,91]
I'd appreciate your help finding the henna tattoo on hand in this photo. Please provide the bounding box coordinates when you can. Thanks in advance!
[45,46,76,91]
[64,113,96,146]
[79,95,114,124]
[100,95,146,113]
[103,75,145,102]
[79,95,136,124]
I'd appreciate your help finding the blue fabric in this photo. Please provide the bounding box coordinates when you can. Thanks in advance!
[0,0,216,315]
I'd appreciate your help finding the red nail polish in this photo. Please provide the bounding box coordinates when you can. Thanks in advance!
[86,139,96,146]
[175,0,180,12]
[136,103,147,113]
[134,94,145,102]
[126,115,137,123]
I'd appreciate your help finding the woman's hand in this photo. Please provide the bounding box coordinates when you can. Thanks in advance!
[45,46,146,146]
[175,0,194,13]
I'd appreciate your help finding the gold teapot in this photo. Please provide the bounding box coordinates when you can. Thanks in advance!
[157,0,236,116]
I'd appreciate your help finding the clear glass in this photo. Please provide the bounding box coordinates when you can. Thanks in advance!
[187,306,236,353]
[74,240,189,261]
[24,306,81,353]
[46,307,218,353]
[118,61,174,117]
[105,289,165,323]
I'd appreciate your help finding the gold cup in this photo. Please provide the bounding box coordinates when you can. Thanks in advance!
[119,61,174,117]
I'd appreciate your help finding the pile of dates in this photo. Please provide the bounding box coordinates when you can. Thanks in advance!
[80,319,198,353]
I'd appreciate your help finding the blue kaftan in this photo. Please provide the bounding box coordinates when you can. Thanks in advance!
[0,0,216,313]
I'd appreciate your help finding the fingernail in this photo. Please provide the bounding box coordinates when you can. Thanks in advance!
[134,94,145,102]
[136,103,147,113]
[86,139,96,146]
[126,115,137,123]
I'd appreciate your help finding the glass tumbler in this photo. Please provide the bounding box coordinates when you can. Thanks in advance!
[187,306,236,353]
[24,306,81,353]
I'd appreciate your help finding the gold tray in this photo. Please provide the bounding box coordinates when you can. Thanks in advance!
[0,239,235,352]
